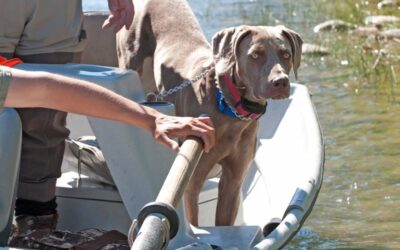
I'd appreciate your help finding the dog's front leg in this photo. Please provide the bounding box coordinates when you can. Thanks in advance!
[184,155,219,226]
[216,153,254,226]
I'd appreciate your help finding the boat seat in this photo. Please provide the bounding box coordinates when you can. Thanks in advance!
[0,108,22,246]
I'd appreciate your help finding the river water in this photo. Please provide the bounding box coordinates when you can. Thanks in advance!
[83,0,400,249]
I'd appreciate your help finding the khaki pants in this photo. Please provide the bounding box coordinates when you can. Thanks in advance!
[0,0,86,202]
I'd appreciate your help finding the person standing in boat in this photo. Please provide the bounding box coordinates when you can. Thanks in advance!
[0,0,136,238]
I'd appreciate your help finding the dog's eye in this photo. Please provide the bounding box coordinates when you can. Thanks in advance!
[283,52,291,59]
[250,52,259,59]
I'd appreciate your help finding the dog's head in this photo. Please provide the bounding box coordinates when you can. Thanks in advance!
[212,25,302,103]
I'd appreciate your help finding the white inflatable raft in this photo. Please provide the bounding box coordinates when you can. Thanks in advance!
[0,62,323,249]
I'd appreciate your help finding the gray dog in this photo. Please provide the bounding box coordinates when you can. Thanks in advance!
[117,0,302,226]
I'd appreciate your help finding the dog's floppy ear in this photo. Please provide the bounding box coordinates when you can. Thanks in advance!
[212,26,251,76]
[280,26,303,80]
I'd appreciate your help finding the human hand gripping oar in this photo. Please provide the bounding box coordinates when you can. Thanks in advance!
[129,115,209,250]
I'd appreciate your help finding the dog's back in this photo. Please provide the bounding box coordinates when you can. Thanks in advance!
[117,0,212,91]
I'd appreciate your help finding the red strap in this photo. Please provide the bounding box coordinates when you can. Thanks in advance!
[0,56,23,67]
[222,74,262,119]
[223,74,242,104]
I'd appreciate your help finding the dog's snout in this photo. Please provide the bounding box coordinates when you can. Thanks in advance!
[271,76,289,88]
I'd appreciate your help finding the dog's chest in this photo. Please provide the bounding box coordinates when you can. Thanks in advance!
[214,119,258,152]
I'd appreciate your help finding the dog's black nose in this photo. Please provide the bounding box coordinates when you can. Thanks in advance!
[271,76,289,88]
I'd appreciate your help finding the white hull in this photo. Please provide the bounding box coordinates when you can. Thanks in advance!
[0,62,323,249]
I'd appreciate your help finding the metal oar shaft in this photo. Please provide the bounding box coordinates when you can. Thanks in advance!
[131,214,169,250]
[131,136,204,249]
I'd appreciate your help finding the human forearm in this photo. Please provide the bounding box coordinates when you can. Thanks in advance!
[5,68,160,131]
[4,68,215,152]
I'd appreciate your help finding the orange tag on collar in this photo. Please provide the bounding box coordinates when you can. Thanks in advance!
[0,56,23,67]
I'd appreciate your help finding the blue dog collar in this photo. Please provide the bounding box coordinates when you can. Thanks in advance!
[216,88,238,119]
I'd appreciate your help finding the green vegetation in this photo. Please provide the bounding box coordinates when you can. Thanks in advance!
[311,0,400,89]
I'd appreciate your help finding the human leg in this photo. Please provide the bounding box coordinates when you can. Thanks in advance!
[1,0,86,234]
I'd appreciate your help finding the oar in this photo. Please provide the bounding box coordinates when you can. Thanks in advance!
[129,119,206,249]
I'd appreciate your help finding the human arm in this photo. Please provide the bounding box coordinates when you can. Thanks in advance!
[4,68,215,152]
[102,0,134,32]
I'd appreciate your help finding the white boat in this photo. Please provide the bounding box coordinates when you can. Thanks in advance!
[0,12,324,250]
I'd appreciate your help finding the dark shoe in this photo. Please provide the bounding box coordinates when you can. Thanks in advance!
[8,214,58,248]
[9,228,128,250]
[15,214,58,235]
